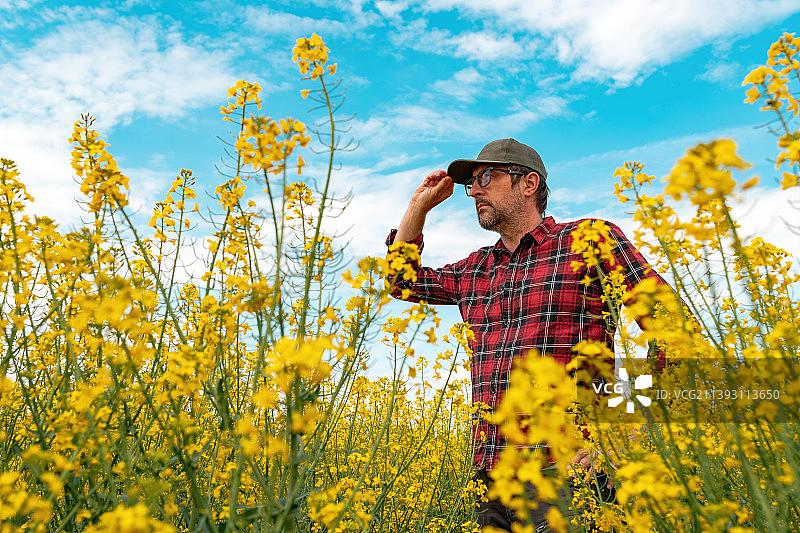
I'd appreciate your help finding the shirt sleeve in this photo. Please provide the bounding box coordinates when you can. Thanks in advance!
[385,229,462,305]
[603,222,671,369]
[603,222,666,291]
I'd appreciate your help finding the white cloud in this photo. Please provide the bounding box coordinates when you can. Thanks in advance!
[243,6,352,37]
[698,60,743,85]
[0,19,235,130]
[0,0,42,8]
[734,186,800,259]
[389,18,455,54]
[347,73,373,88]
[350,96,567,151]
[269,0,383,29]
[420,0,800,85]
[451,31,524,61]
[390,19,534,62]
[327,0,384,27]
[375,0,410,18]
[371,152,432,171]
[0,16,238,225]
[431,67,483,101]
[0,0,44,29]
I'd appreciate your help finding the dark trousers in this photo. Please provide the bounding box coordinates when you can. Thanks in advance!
[473,468,616,532]
[473,467,559,532]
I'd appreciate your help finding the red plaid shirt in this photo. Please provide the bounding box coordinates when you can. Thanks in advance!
[386,216,665,469]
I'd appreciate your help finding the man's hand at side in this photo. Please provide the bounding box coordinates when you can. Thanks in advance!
[570,448,615,489]
[395,170,454,243]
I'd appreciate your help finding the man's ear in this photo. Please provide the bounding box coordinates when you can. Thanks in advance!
[522,172,540,198]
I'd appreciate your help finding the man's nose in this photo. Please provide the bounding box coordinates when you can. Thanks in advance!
[468,180,484,197]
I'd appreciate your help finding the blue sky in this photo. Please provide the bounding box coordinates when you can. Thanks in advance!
[2,0,800,356]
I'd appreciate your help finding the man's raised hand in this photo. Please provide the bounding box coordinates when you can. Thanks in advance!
[394,170,454,244]
[411,170,454,213]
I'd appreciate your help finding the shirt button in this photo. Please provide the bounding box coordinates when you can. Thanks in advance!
[490,382,498,394]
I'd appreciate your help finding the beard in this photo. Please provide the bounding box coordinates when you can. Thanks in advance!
[476,191,524,232]
[476,201,506,230]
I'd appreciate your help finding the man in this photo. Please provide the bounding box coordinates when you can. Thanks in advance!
[385,139,664,530]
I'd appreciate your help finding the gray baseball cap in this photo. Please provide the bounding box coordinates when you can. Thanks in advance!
[447,138,547,184]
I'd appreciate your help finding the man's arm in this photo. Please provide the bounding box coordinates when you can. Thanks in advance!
[603,221,691,370]
[386,170,461,305]
[572,221,683,490]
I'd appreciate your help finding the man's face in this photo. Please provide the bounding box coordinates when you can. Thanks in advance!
[468,164,525,232]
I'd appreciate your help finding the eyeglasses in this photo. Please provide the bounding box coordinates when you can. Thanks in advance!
[464,167,528,195]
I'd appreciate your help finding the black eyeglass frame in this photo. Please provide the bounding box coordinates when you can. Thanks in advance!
[464,167,529,196]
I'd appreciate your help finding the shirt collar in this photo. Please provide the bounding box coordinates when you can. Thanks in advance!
[492,216,556,256]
